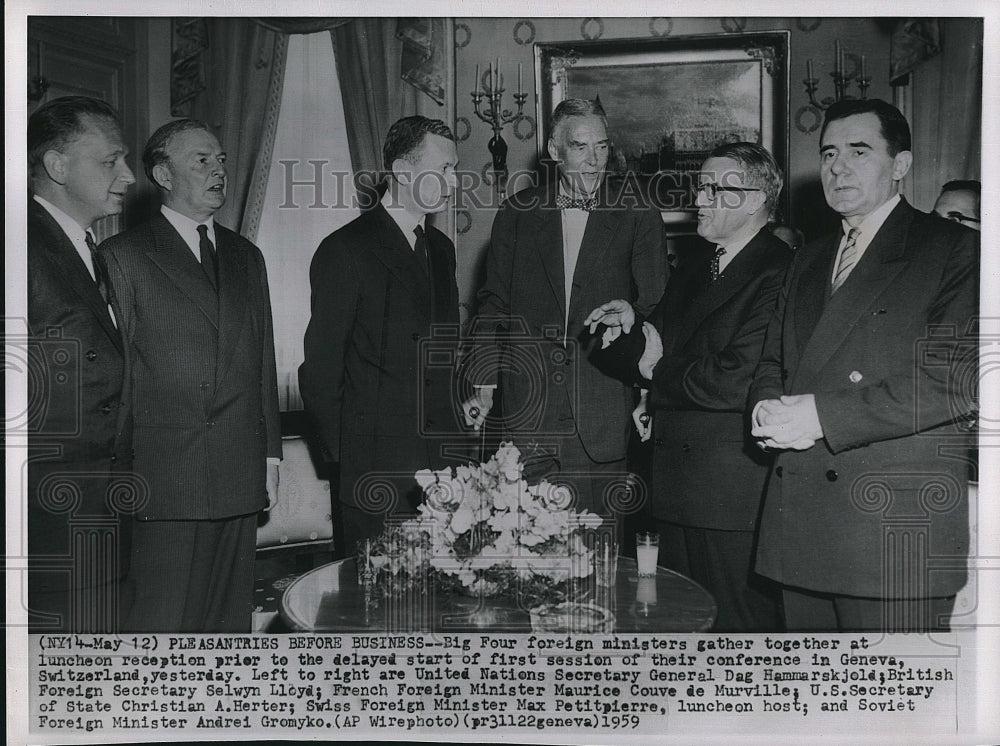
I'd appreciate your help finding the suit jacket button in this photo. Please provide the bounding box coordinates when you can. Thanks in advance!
[206,421,215,428]
[110,455,117,464]
[654,438,664,447]
[199,382,210,390]
[775,466,783,477]
[681,443,691,453]
[849,370,863,383]
[826,469,838,482]
[101,404,113,414]
[412,333,421,341]
[86,350,97,361]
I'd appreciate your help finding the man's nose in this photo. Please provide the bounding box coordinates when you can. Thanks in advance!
[119,163,136,185]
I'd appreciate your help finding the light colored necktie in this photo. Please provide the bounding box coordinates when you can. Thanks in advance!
[832,227,861,292]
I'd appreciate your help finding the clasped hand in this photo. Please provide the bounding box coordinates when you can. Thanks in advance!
[751,394,823,451]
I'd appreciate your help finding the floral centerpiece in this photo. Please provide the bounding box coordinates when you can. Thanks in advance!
[362,443,602,607]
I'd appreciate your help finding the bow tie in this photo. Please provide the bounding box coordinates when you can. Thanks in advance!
[556,194,598,212]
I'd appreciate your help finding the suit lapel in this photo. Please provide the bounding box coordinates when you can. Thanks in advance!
[528,184,568,322]
[674,231,768,349]
[146,215,220,328]
[31,202,123,352]
[368,205,432,321]
[215,226,249,383]
[792,200,914,389]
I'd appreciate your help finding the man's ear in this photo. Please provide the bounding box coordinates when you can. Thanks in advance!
[746,189,768,215]
[151,162,172,192]
[41,150,67,185]
[547,138,560,163]
[390,157,412,185]
[891,150,913,181]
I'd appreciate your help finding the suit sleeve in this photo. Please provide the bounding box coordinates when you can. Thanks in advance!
[631,205,668,316]
[748,251,797,410]
[816,229,979,452]
[466,204,518,387]
[651,256,788,412]
[298,236,361,460]
[255,249,282,460]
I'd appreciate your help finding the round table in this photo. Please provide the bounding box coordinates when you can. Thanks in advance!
[280,557,716,633]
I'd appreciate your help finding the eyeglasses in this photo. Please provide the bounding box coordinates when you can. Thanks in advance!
[943,212,980,224]
[692,183,763,201]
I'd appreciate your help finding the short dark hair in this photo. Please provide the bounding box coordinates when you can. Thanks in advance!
[382,116,455,171]
[549,98,608,143]
[28,96,122,179]
[820,98,911,156]
[143,118,214,186]
[707,141,784,219]
[941,179,981,196]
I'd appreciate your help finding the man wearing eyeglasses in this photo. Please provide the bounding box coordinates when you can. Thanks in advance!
[933,180,980,231]
[586,142,790,631]
[749,99,979,632]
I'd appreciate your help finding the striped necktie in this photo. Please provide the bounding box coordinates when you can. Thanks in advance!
[196,224,218,290]
[832,227,861,293]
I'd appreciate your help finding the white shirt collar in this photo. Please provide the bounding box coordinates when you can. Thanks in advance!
[161,204,216,258]
[840,193,901,241]
[381,190,425,249]
[715,224,762,275]
[34,194,93,244]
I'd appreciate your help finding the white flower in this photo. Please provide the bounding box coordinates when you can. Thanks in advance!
[494,442,523,481]
[449,505,474,534]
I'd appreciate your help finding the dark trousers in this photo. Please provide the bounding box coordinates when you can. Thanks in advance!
[125,513,258,632]
[657,519,783,632]
[523,435,628,518]
[782,586,955,632]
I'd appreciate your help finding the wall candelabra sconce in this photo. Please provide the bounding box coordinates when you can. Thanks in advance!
[804,40,870,110]
[472,59,528,197]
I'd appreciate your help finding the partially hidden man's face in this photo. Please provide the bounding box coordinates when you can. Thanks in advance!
[158,127,228,221]
[820,112,911,224]
[548,114,609,198]
[933,189,980,230]
[58,115,136,227]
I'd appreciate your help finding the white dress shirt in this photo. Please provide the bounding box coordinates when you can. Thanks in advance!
[161,204,217,261]
[559,191,591,335]
[829,194,901,287]
[34,194,99,280]
[381,190,426,250]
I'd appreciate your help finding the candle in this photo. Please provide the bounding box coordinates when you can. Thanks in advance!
[834,40,841,76]
[518,63,522,95]
[475,63,480,93]
[860,54,867,79]
[807,59,814,81]
[487,62,493,92]
[496,57,501,91]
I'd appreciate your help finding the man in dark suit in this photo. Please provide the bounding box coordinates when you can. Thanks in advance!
[299,116,461,545]
[26,96,136,632]
[463,98,667,515]
[750,99,979,632]
[102,119,281,632]
[589,142,790,630]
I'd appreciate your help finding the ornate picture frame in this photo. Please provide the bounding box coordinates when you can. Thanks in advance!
[534,32,790,233]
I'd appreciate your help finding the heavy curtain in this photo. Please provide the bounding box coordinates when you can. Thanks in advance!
[896,18,983,211]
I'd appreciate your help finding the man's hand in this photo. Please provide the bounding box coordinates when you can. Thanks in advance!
[632,389,652,442]
[584,299,636,343]
[462,387,495,431]
[637,322,663,380]
[751,394,823,451]
[264,462,280,511]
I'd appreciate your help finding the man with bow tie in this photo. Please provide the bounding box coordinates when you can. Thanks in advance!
[749,99,979,632]
[587,142,791,630]
[101,119,281,632]
[463,98,667,515]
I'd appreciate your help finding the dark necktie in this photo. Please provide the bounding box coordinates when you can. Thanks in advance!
[709,245,726,282]
[84,232,111,307]
[555,194,598,211]
[413,224,430,276]
[832,227,861,293]
[197,224,218,290]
